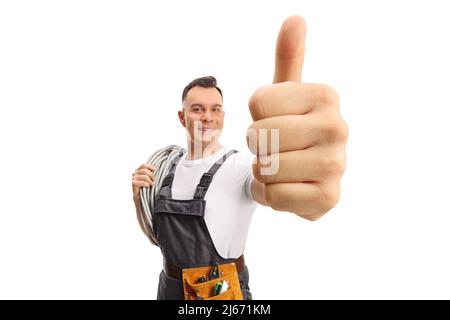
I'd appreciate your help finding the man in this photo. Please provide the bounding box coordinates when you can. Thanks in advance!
[132,16,348,300]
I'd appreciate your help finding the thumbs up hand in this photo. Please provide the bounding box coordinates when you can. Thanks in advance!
[248,16,348,220]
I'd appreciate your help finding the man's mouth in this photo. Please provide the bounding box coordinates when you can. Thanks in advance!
[200,128,216,132]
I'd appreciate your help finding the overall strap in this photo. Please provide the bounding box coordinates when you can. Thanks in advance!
[193,150,238,200]
[158,150,185,199]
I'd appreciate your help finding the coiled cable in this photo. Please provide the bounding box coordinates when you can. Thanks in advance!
[138,145,185,245]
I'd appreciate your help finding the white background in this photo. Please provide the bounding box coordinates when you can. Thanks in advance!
[1,0,449,299]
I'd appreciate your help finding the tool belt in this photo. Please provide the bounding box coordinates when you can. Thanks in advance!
[164,255,245,300]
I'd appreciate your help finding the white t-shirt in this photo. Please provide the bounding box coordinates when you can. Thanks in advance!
[171,146,257,259]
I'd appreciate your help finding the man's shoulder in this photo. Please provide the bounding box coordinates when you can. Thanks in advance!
[225,148,253,164]
[221,149,253,180]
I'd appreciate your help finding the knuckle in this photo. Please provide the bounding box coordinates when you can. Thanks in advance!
[320,122,337,142]
[341,120,349,141]
[320,117,348,143]
[335,121,349,142]
[319,184,341,213]
[320,153,346,176]
[316,84,339,106]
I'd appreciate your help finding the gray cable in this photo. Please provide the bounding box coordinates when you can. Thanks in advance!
[139,145,185,245]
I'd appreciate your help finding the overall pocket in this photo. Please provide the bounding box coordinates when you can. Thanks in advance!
[182,262,243,300]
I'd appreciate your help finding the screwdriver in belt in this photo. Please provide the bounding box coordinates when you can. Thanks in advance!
[210,264,221,296]
[209,264,219,279]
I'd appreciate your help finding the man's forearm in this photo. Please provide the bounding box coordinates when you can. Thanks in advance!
[134,196,147,235]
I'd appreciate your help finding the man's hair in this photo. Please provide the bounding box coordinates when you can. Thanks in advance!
[182,76,223,103]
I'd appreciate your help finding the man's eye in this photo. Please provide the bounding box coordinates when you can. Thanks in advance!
[193,108,200,112]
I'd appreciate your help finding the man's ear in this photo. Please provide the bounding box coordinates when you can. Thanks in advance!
[178,110,186,127]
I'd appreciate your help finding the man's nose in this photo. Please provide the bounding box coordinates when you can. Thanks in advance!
[201,110,213,122]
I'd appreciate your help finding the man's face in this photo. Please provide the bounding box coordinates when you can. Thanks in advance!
[179,86,224,145]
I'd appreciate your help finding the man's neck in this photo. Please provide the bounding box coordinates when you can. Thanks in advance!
[186,141,223,160]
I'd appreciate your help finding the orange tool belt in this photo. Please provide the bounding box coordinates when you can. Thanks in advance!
[164,255,245,300]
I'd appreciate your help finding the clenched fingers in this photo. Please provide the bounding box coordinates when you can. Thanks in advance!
[249,82,339,121]
[134,168,155,180]
[248,114,342,154]
[133,174,154,186]
[132,163,157,189]
[138,163,156,172]
[133,180,151,188]
[265,180,341,219]
[252,146,346,184]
